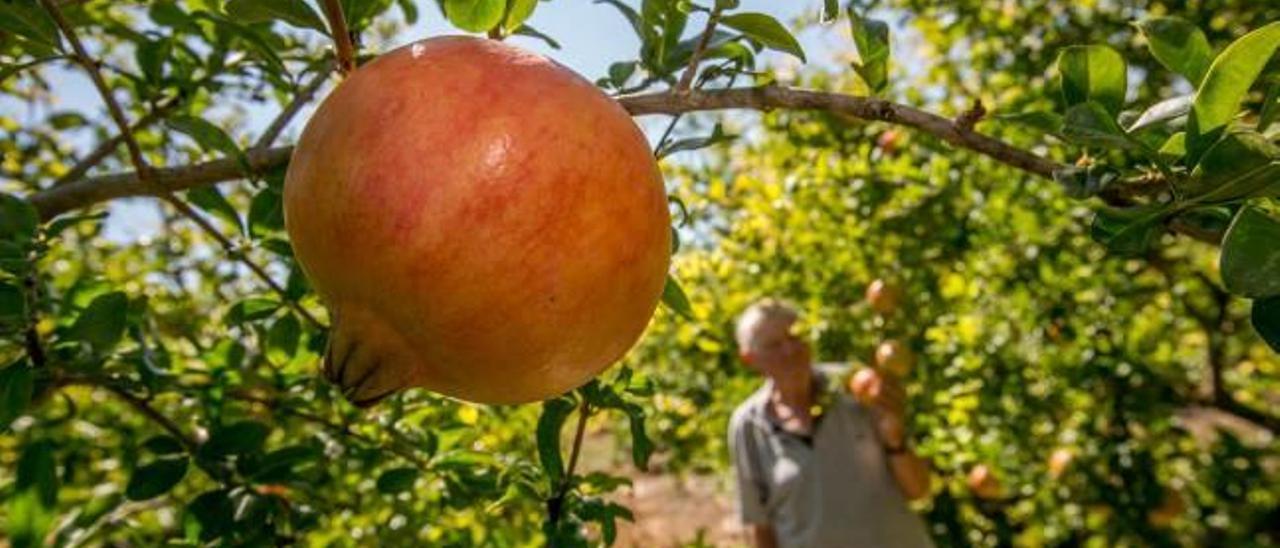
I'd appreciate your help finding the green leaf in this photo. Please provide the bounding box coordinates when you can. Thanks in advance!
[1174,206,1235,236]
[1220,206,1280,298]
[623,403,654,470]
[1252,297,1280,352]
[0,280,26,328]
[821,0,839,23]
[1127,94,1193,133]
[251,445,320,482]
[16,440,58,507]
[199,14,290,76]
[186,187,244,235]
[848,11,889,92]
[9,440,57,547]
[150,1,199,31]
[1159,132,1186,159]
[504,0,538,31]
[68,291,129,353]
[1,362,35,429]
[265,314,301,362]
[143,435,187,456]
[0,0,61,52]
[657,124,736,158]
[444,0,506,33]
[200,420,270,459]
[396,0,419,24]
[661,275,694,319]
[1260,79,1280,133]
[224,0,330,34]
[0,193,39,243]
[512,24,561,49]
[248,187,284,238]
[1057,45,1127,115]
[607,61,637,89]
[1136,17,1213,85]
[1184,132,1280,202]
[536,397,575,485]
[376,467,420,494]
[1090,204,1170,256]
[1061,102,1133,149]
[169,115,247,170]
[135,38,171,83]
[226,298,280,325]
[1188,22,1280,160]
[995,110,1063,135]
[126,457,188,500]
[720,12,806,63]
[185,489,235,541]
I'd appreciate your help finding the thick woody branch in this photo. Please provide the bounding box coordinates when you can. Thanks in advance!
[621,87,1064,178]
[31,87,1068,219]
[32,146,292,220]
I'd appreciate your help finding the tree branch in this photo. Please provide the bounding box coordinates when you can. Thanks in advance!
[319,0,355,76]
[32,146,293,220]
[40,0,325,331]
[674,6,723,94]
[54,95,183,186]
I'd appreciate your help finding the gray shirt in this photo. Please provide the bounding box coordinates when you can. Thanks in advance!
[728,365,934,548]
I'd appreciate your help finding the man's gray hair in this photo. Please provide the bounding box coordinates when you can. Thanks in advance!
[735,298,799,350]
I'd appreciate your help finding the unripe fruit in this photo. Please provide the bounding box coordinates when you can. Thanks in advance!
[874,339,915,377]
[865,279,900,316]
[967,464,1002,500]
[876,130,901,155]
[847,367,883,406]
[285,37,670,405]
[1048,448,1073,479]
[1147,489,1185,527]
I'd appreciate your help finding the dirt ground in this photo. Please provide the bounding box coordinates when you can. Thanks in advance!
[577,430,750,547]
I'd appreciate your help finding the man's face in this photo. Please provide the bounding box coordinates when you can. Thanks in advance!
[742,315,811,376]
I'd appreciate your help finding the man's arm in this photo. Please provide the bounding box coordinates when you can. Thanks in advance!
[752,523,779,548]
[885,450,932,500]
[866,374,933,500]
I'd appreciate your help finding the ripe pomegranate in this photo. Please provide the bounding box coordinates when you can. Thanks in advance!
[967,464,1002,500]
[847,367,883,406]
[1048,448,1073,479]
[874,339,915,377]
[285,37,670,405]
[865,279,900,316]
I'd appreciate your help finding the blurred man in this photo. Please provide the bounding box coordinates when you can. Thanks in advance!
[728,299,934,548]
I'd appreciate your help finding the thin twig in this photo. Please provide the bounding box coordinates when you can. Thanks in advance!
[254,64,334,150]
[548,400,592,526]
[674,6,724,94]
[99,383,199,451]
[39,0,327,330]
[319,0,356,75]
[55,96,183,186]
[39,0,149,177]
[164,197,325,329]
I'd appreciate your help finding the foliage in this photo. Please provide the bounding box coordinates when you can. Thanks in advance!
[1,0,1278,546]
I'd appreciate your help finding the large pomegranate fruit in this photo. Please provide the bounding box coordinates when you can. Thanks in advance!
[284,37,671,405]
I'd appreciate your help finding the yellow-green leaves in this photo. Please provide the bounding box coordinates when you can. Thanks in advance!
[1188,21,1280,159]
[720,12,806,63]
[1057,45,1127,115]
[443,0,505,33]
[1220,206,1280,299]
[1136,17,1212,85]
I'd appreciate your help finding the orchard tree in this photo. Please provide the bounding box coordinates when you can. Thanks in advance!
[1,0,1278,546]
